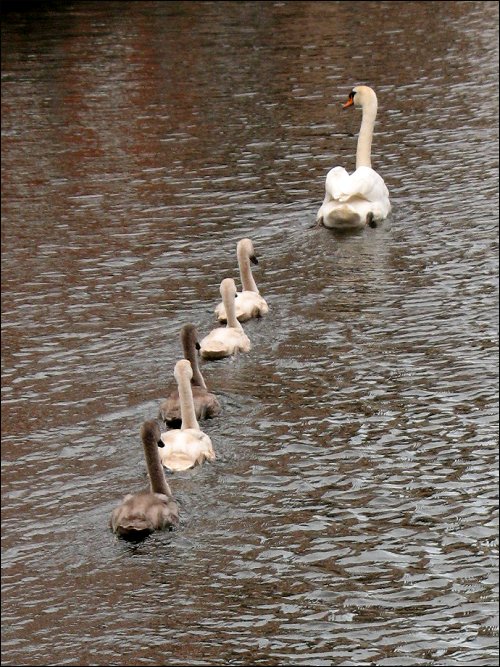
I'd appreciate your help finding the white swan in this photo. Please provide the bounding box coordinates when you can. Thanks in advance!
[110,420,179,539]
[159,359,215,472]
[200,278,251,360]
[317,85,391,230]
[215,239,269,323]
[159,324,221,427]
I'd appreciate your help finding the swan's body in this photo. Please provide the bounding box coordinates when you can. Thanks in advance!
[201,278,251,360]
[110,421,179,540]
[215,239,269,322]
[159,359,215,471]
[159,324,221,428]
[317,85,390,230]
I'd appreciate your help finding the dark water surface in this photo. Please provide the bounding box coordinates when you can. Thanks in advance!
[2,2,498,665]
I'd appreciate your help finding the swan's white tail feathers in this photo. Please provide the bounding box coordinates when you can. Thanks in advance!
[200,342,228,360]
[323,205,362,229]
[161,453,199,472]
[333,206,360,223]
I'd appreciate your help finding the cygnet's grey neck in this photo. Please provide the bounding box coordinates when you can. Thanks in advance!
[181,326,206,389]
[142,422,172,496]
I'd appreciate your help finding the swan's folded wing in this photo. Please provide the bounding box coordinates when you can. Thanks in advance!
[214,300,226,320]
[196,431,216,461]
[159,429,215,469]
[324,166,350,200]
[337,166,388,203]
[237,291,269,319]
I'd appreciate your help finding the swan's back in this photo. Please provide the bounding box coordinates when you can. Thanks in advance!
[159,428,215,471]
[200,326,251,359]
[217,290,269,322]
[159,385,221,427]
[110,491,179,539]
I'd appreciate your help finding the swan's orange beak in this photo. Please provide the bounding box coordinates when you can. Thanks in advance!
[342,97,354,109]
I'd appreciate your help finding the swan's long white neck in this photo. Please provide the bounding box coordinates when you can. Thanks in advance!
[143,431,172,496]
[223,284,242,330]
[356,97,377,169]
[178,369,199,430]
[182,331,206,389]
[238,245,259,293]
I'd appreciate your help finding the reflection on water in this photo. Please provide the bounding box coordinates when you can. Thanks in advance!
[1,1,498,666]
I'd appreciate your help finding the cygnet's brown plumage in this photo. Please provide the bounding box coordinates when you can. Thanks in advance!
[110,420,179,540]
[159,324,221,428]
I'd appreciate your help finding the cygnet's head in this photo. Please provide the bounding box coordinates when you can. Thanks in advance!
[174,358,193,384]
[181,323,201,351]
[141,419,162,447]
[220,277,237,299]
[237,238,258,266]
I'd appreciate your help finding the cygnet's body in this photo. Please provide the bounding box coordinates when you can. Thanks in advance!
[110,420,179,540]
[201,278,251,360]
[215,239,269,323]
[159,359,215,471]
[159,324,221,428]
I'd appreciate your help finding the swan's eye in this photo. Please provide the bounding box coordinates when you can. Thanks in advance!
[349,90,356,100]
[157,440,165,449]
